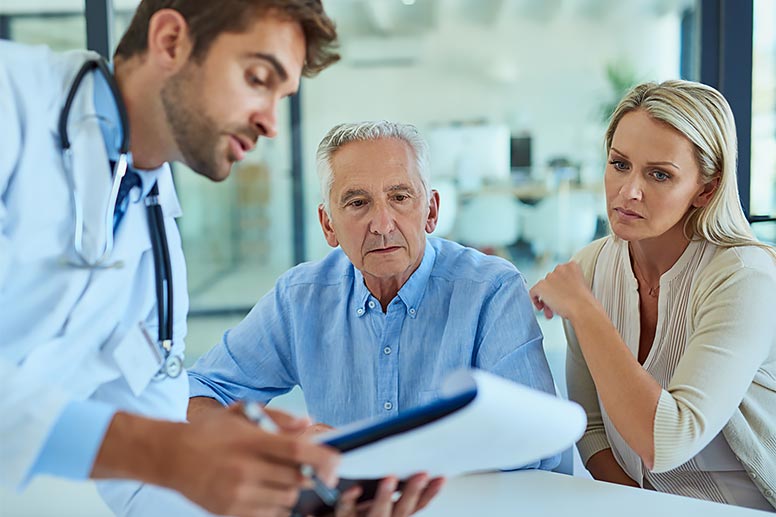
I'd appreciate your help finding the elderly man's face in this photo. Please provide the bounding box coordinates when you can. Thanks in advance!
[319,138,439,291]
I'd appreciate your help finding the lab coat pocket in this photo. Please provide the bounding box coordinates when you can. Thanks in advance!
[113,323,163,396]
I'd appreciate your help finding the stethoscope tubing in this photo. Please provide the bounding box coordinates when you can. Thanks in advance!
[59,57,175,364]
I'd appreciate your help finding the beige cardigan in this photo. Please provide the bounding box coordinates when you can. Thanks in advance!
[566,236,776,508]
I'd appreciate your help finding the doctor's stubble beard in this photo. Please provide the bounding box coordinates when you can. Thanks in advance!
[160,67,249,182]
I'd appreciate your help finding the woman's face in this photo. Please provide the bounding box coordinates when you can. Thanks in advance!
[604,109,714,243]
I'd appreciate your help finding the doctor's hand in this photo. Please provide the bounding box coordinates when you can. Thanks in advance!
[299,422,335,440]
[171,404,339,517]
[529,261,599,321]
[332,473,445,517]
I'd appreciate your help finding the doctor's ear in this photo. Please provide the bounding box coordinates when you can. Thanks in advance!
[146,9,193,71]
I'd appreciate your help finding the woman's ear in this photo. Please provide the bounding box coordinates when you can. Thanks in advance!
[693,176,720,208]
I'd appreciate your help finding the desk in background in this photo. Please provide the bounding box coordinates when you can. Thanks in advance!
[418,470,771,516]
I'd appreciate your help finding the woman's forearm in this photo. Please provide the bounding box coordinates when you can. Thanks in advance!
[569,302,662,469]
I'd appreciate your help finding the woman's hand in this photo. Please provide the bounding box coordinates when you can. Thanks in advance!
[529,261,597,321]
[333,473,445,517]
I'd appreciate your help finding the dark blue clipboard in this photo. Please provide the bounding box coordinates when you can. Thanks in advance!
[292,386,478,515]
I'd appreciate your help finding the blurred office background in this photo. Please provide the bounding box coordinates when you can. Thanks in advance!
[1,0,774,515]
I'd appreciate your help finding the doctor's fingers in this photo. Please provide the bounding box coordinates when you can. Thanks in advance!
[220,484,300,517]
[262,406,312,433]
[181,463,300,517]
[252,432,340,487]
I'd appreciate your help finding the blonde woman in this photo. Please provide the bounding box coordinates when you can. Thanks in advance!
[530,80,776,511]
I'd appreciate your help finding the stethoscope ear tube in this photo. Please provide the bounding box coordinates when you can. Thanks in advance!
[59,58,130,154]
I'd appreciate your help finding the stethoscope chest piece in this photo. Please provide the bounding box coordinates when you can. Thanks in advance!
[160,354,183,379]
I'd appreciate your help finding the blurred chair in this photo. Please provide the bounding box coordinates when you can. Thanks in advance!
[430,179,458,239]
[522,188,600,262]
[455,191,522,257]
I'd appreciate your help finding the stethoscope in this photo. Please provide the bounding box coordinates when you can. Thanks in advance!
[59,58,181,379]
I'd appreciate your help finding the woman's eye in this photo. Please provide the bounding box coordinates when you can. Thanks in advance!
[652,170,670,182]
[609,160,628,171]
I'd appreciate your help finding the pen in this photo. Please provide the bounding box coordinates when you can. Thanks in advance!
[241,401,340,507]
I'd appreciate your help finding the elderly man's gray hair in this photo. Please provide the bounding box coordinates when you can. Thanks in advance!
[315,120,431,215]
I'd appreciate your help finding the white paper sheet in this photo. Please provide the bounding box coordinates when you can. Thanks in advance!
[317,369,586,479]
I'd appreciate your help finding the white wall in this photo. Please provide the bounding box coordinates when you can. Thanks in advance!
[300,7,684,260]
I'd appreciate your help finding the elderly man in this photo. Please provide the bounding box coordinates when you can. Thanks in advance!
[188,121,560,473]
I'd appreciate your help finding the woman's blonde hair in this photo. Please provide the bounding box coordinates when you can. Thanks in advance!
[605,79,775,259]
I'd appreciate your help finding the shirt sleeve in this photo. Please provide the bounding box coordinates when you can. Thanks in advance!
[473,271,560,471]
[0,47,97,489]
[26,400,115,481]
[188,282,298,406]
[564,319,611,464]
[564,239,612,465]
[651,253,776,472]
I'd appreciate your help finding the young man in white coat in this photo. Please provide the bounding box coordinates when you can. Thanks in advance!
[0,2,344,516]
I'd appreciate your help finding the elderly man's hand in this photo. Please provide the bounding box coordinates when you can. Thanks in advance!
[332,473,445,517]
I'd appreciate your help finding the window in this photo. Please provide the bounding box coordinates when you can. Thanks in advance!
[751,0,776,243]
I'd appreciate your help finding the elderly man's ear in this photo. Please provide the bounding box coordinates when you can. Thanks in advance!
[318,204,339,248]
[425,190,440,234]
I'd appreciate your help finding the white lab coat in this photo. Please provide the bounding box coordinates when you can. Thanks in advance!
[0,41,190,510]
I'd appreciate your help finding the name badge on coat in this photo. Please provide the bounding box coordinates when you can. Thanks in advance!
[113,322,163,396]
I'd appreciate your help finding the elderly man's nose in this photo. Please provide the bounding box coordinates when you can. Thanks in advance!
[369,205,395,235]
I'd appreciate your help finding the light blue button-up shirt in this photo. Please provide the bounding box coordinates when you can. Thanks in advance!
[189,237,559,470]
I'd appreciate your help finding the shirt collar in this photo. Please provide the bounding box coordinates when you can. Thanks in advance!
[92,61,164,197]
[352,239,437,319]
[92,62,126,164]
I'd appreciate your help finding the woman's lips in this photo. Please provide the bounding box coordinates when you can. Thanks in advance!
[614,207,644,220]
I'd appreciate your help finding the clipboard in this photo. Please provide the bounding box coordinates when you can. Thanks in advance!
[292,389,475,515]
[291,369,586,515]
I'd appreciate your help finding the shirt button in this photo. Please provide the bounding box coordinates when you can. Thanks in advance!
[383,346,391,355]
[750,472,758,480]
[409,307,416,315]
[357,308,364,315]
[384,401,393,410]
[765,489,773,497]
[368,301,376,309]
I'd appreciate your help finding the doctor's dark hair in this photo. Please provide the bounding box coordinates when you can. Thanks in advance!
[114,0,339,77]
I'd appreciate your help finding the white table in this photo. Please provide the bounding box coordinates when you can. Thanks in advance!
[4,470,771,516]
[417,470,771,516]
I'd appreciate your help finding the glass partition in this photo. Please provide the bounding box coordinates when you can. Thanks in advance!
[751,0,776,243]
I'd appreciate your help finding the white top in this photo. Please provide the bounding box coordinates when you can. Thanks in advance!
[567,236,776,511]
